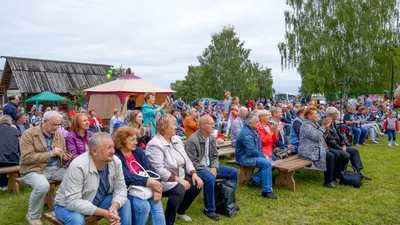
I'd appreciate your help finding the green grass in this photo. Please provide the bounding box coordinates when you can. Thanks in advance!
[1,137,399,225]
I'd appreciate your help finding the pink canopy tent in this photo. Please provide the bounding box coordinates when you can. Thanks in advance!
[84,74,175,103]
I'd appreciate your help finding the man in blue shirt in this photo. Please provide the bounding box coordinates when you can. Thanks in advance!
[20,111,71,225]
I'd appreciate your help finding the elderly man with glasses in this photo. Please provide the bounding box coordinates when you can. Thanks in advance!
[20,111,72,225]
[185,115,239,220]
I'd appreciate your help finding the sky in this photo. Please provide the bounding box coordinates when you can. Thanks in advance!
[0,0,300,95]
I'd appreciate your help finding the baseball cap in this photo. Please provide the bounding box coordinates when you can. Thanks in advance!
[113,121,125,129]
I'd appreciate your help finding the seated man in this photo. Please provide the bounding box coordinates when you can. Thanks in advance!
[184,108,200,138]
[54,133,131,225]
[344,106,368,146]
[235,112,278,199]
[0,115,20,191]
[323,107,372,181]
[231,107,248,147]
[14,112,31,134]
[185,115,239,221]
[20,111,71,225]
[270,107,295,151]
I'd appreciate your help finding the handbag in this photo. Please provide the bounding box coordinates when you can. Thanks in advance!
[128,160,160,200]
[340,165,362,188]
[273,147,292,159]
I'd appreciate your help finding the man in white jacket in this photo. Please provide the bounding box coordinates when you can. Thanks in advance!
[54,133,131,225]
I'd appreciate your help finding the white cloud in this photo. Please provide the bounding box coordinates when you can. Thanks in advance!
[0,0,300,94]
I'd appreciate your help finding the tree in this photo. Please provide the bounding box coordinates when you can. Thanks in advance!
[112,65,126,78]
[171,26,274,102]
[126,67,132,74]
[278,0,400,105]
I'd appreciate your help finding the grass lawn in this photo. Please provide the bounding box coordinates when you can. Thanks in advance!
[1,137,399,225]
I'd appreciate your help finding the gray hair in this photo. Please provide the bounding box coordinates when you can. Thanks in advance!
[257,110,271,117]
[245,111,259,124]
[88,132,111,152]
[324,107,338,117]
[238,107,248,117]
[0,115,12,124]
[43,111,62,121]
[270,106,282,116]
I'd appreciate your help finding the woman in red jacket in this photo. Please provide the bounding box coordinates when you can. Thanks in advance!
[88,109,103,132]
[257,110,282,161]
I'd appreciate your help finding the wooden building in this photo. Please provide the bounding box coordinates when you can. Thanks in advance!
[0,56,113,109]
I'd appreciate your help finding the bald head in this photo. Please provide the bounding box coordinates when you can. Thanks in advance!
[199,115,213,125]
[199,115,215,135]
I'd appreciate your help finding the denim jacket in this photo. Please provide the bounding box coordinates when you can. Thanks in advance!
[235,124,265,167]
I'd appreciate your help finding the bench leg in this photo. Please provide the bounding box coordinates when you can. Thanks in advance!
[198,189,204,203]
[7,172,19,194]
[44,183,56,211]
[238,166,254,185]
[275,170,296,192]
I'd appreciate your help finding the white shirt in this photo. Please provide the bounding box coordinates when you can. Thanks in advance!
[200,137,210,167]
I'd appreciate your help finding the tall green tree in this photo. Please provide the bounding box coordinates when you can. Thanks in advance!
[278,0,400,104]
[171,26,273,102]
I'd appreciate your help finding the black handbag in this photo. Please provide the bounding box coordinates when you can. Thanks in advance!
[214,180,237,217]
[340,165,362,188]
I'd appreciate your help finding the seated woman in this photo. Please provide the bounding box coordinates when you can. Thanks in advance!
[66,113,94,161]
[31,111,43,127]
[257,110,280,160]
[146,114,203,225]
[128,110,152,149]
[298,106,338,188]
[113,127,165,225]
[357,106,380,143]
[88,109,103,132]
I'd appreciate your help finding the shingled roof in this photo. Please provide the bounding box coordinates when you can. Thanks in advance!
[0,56,114,94]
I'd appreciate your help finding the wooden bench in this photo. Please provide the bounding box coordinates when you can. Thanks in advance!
[0,165,20,194]
[44,211,103,225]
[273,155,312,192]
[234,155,312,191]
[217,148,235,157]
[16,178,61,211]
[216,141,232,148]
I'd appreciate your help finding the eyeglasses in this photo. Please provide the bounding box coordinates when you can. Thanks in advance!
[48,120,61,128]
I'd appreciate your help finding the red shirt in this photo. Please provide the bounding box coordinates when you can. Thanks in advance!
[124,154,141,174]
[258,123,279,157]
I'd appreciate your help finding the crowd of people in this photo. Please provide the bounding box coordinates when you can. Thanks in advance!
[0,91,398,225]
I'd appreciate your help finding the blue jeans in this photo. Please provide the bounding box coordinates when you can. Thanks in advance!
[387,130,397,142]
[250,157,273,193]
[128,195,165,225]
[351,127,367,145]
[197,166,238,212]
[55,195,131,225]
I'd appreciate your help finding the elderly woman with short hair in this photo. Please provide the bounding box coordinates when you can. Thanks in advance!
[113,127,165,225]
[146,114,203,225]
[257,110,280,160]
[298,106,338,188]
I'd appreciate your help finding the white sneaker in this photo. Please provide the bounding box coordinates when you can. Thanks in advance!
[177,213,192,221]
[371,140,379,144]
[393,142,398,146]
[26,215,43,225]
[0,186,8,191]
[388,142,392,147]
